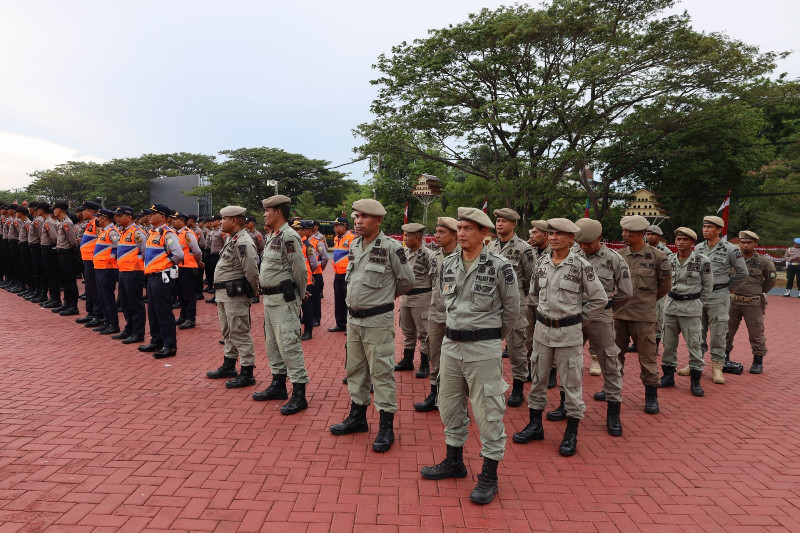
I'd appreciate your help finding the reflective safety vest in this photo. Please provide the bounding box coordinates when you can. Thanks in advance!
[301,240,314,286]
[332,231,355,275]
[177,228,198,268]
[80,217,98,260]
[308,236,323,274]
[92,225,119,270]
[117,225,144,272]
[144,227,178,275]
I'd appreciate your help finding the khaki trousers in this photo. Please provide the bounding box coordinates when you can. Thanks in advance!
[427,319,446,386]
[614,319,659,387]
[263,300,308,383]
[582,309,622,402]
[399,305,429,354]
[662,314,704,371]
[527,340,585,419]
[507,327,528,381]
[726,302,766,357]
[346,323,397,413]
[218,300,255,367]
[701,296,730,363]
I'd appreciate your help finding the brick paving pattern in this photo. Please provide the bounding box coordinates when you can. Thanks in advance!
[1,269,799,532]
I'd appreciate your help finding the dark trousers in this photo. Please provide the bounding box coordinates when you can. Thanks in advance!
[315,271,325,298]
[333,272,347,328]
[30,243,42,291]
[119,271,146,337]
[57,249,79,306]
[83,260,102,317]
[312,273,323,322]
[196,251,208,295]
[178,267,197,321]
[95,268,119,328]
[8,240,19,282]
[301,283,317,334]
[42,246,61,301]
[18,242,32,288]
[206,252,219,287]
[146,273,177,349]
[787,264,800,291]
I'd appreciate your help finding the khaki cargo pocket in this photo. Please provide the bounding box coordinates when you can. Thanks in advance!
[565,354,583,389]
[483,380,509,422]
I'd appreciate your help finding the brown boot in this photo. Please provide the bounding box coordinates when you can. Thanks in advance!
[712,361,726,384]
[676,364,691,376]
[589,355,601,376]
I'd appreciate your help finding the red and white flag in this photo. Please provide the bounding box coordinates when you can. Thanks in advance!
[341,202,346,218]
[717,190,731,241]
[481,197,488,213]
[403,202,409,224]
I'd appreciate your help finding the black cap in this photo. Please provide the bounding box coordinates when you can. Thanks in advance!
[174,212,189,221]
[53,201,69,211]
[16,206,29,216]
[28,201,39,209]
[98,208,117,219]
[115,206,134,216]
[38,202,52,213]
[67,212,79,223]
[140,208,154,215]
[212,214,222,221]
[81,201,101,211]
[334,216,348,226]
[150,204,172,216]
[245,216,256,223]
[187,214,197,221]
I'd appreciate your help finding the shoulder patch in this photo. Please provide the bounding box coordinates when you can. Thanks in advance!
[238,244,247,255]
[584,265,596,281]
[734,249,743,259]
[285,241,295,254]
[703,263,711,273]
[396,248,408,264]
[501,263,515,285]
[524,248,534,262]
[769,271,776,278]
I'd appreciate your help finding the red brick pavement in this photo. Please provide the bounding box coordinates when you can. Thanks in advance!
[2,270,800,532]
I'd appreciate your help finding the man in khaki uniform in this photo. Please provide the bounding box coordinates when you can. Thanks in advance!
[513,219,607,457]
[726,231,776,374]
[614,215,671,414]
[251,195,312,415]
[420,207,519,505]
[414,217,460,412]
[525,220,557,388]
[395,222,436,377]
[487,208,533,407]
[646,225,671,352]
[330,199,414,453]
[205,206,260,389]
[659,228,713,397]
[688,215,749,384]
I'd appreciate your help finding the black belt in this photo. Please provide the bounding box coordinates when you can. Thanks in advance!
[348,303,394,319]
[536,311,582,328]
[668,291,701,301]
[712,282,729,291]
[57,248,73,254]
[259,283,296,295]
[445,327,502,342]
[407,287,432,296]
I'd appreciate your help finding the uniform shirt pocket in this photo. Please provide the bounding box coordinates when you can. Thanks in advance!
[363,262,385,288]
[470,284,496,311]
[634,269,654,290]
[557,277,581,303]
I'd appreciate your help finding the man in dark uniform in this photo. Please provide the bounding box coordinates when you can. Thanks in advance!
[52,201,80,315]
[114,206,148,344]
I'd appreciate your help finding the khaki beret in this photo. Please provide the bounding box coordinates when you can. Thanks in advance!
[739,230,759,241]
[401,223,425,233]
[262,195,292,208]
[703,215,725,228]
[531,220,548,231]
[674,227,698,241]
[620,215,649,231]
[457,207,494,229]
[493,208,520,222]
[436,217,457,232]
[220,205,246,217]
[547,218,580,234]
[575,218,602,243]
[646,225,663,236]
[352,199,386,216]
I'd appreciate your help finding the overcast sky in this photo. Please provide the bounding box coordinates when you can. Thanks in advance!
[1,0,798,191]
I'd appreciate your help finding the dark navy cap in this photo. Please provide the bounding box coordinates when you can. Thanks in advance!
[38,202,52,212]
[115,206,134,216]
[16,206,29,216]
[53,201,69,211]
[212,214,222,221]
[187,214,197,221]
[81,201,101,211]
[98,208,116,219]
[174,212,189,221]
[150,204,172,216]
[334,216,348,226]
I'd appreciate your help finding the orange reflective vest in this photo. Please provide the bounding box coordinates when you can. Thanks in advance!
[177,228,198,268]
[117,225,144,272]
[92,225,119,270]
[308,236,323,274]
[301,240,314,286]
[332,231,355,275]
[144,227,178,275]
[80,217,98,260]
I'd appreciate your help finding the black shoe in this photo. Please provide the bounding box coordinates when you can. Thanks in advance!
[607,401,623,437]
[342,377,347,384]
[644,385,659,414]
[513,409,544,443]
[252,296,259,304]
[546,391,567,421]
[313,320,320,327]
[218,340,224,345]
[280,383,308,415]
[43,300,62,309]
[171,301,180,309]
[207,357,238,379]
[690,369,704,397]
[330,402,369,435]
[470,458,499,505]
[659,365,675,388]
[121,335,145,345]
[205,297,216,304]
[78,293,86,300]
[421,445,467,480]
[593,390,607,401]
[138,343,163,353]
[327,325,346,332]
[502,349,509,359]
[111,331,132,340]
[507,379,524,407]
[300,330,312,341]
[195,294,204,301]
[252,374,288,400]
[59,307,79,316]
[559,418,580,457]
[153,347,177,359]
[92,323,109,332]
[85,318,104,328]
[750,356,763,374]
[99,326,120,335]
[75,315,93,324]
[175,317,185,326]
[372,411,394,452]
[178,321,195,330]
[394,349,414,371]
[415,353,430,379]
[627,344,637,353]
[51,304,67,313]
[414,385,438,412]
[226,365,256,388]
[547,367,557,389]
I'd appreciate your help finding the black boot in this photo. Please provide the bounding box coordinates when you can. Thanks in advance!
[372,411,395,452]
[655,337,661,354]
[420,444,467,480]
[414,385,438,412]
[415,353,430,378]
[546,391,566,421]
[690,369,704,397]
[394,348,414,371]
[659,365,675,388]
[330,401,369,435]
[226,365,255,388]
[644,385,659,414]
[207,357,238,379]
[593,390,606,401]
[280,383,308,415]
[513,408,544,443]
[470,458,499,505]
[606,401,622,436]
[507,379,524,407]
[252,374,287,400]
[547,367,557,389]
[750,355,763,374]
[559,417,580,456]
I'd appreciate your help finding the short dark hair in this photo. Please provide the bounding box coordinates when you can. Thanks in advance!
[278,204,291,220]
